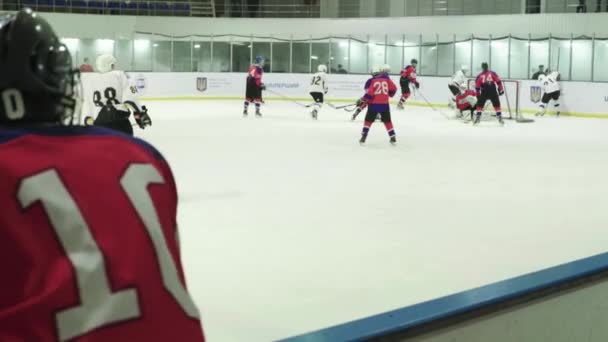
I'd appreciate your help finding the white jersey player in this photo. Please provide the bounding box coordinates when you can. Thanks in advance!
[81,54,151,135]
[448,65,469,107]
[536,71,561,117]
[309,64,328,120]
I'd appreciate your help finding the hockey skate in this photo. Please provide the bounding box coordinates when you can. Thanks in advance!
[535,111,544,117]
[556,111,561,117]
[243,109,248,117]
[255,109,262,118]
[359,135,367,145]
[311,109,318,120]
[390,136,396,146]
[397,102,404,110]
[473,113,481,125]
[497,115,504,125]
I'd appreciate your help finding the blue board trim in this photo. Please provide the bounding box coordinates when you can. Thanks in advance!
[0,125,165,161]
[281,251,608,342]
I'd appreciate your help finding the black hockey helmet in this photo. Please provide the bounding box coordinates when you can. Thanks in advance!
[481,62,489,71]
[0,8,79,125]
[410,58,418,66]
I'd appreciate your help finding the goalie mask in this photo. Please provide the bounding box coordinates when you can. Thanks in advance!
[0,8,81,125]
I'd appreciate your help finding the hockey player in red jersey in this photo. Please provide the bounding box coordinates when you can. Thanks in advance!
[244,56,266,117]
[474,62,504,125]
[397,59,420,109]
[455,88,478,121]
[357,65,398,145]
[0,9,205,342]
[352,64,390,121]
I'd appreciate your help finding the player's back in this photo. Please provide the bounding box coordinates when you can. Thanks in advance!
[0,126,204,342]
[309,72,327,92]
[365,75,397,111]
[81,71,134,121]
[247,64,263,82]
[475,70,502,93]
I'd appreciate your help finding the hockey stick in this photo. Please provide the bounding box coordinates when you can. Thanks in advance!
[264,89,314,108]
[327,102,357,110]
[415,89,450,119]
[327,102,358,112]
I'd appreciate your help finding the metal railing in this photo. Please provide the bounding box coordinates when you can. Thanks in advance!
[214,3,320,18]
[1,0,216,17]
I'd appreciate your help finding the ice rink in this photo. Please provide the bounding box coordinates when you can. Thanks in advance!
[137,100,608,342]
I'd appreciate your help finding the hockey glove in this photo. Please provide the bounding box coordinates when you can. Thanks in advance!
[415,81,420,89]
[355,98,366,107]
[260,83,266,91]
[134,106,152,129]
[498,89,505,96]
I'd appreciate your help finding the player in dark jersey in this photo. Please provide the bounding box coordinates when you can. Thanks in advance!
[397,59,420,110]
[244,56,265,117]
[474,62,505,125]
[0,9,205,342]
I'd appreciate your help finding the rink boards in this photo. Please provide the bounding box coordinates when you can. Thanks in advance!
[96,72,608,118]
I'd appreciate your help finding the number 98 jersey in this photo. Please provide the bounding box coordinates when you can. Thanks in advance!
[81,71,140,123]
[0,126,205,342]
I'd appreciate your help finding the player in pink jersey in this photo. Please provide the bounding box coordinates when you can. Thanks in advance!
[397,59,420,109]
[356,65,398,145]
[244,56,266,117]
[0,9,205,342]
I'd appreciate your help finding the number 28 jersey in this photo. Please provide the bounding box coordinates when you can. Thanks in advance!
[363,75,397,112]
[81,70,140,123]
[0,126,205,342]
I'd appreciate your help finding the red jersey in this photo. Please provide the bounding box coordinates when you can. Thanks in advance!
[79,64,94,72]
[247,64,263,86]
[475,70,503,94]
[456,89,477,111]
[400,65,417,82]
[0,126,204,342]
[363,75,397,111]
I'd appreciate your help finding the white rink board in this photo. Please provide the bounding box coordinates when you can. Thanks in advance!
[95,72,608,117]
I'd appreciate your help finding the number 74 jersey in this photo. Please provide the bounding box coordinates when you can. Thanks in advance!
[0,126,205,342]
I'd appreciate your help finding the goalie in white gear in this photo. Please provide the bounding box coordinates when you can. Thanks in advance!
[536,70,561,117]
[81,54,151,135]
[448,65,469,108]
[309,64,328,120]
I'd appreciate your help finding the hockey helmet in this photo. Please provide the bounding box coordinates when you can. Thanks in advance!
[96,54,117,73]
[371,65,382,76]
[381,64,391,73]
[410,59,418,66]
[0,8,80,125]
[317,64,327,73]
[255,55,265,64]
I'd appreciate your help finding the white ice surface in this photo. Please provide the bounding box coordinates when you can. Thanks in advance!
[136,100,608,342]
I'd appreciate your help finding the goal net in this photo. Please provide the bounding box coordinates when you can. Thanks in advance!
[466,79,534,123]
